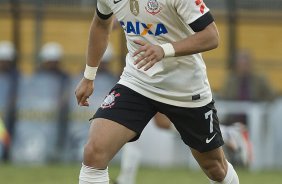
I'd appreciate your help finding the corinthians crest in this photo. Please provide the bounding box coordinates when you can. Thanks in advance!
[101,91,120,109]
[130,0,139,16]
[145,0,162,15]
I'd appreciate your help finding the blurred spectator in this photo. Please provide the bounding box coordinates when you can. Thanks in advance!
[10,42,70,163]
[0,41,16,73]
[0,41,19,161]
[65,43,118,161]
[38,42,66,75]
[217,51,274,167]
[219,50,275,125]
[220,50,275,101]
[38,42,71,159]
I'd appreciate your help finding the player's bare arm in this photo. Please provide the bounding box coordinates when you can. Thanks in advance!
[173,22,219,56]
[133,22,219,71]
[75,14,113,106]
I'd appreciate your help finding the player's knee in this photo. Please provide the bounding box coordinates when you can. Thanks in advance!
[83,141,108,168]
[83,143,94,160]
[202,159,227,182]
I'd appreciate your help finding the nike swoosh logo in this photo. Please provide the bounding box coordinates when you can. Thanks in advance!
[114,0,122,4]
[206,133,217,144]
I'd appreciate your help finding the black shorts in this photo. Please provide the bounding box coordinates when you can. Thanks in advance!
[92,84,224,152]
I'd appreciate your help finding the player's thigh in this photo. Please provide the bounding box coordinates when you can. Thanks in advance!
[83,118,137,167]
[87,118,137,158]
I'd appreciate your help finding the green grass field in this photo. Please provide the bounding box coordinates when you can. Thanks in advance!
[0,164,281,184]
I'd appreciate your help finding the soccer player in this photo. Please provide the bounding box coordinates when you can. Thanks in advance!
[75,0,239,183]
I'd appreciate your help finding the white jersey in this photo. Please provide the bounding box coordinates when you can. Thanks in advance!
[97,0,214,107]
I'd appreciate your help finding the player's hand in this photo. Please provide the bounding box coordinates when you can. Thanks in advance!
[133,40,165,71]
[75,78,94,106]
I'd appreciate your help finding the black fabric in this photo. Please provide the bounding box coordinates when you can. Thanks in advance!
[189,11,214,32]
[161,99,224,152]
[192,94,201,100]
[92,84,224,152]
[96,7,113,20]
[92,84,158,142]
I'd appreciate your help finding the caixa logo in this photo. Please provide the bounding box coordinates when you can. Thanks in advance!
[120,21,168,36]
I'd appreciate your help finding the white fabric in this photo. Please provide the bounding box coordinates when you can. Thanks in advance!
[79,164,109,184]
[116,142,141,184]
[0,41,15,61]
[221,124,250,166]
[97,0,213,107]
[84,65,98,80]
[40,42,63,62]
[174,0,209,25]
[160,43,175,57]
[209,161,239,184]
[96,0,112,15]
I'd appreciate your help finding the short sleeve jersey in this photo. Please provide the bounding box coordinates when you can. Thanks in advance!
[97,0,214,107]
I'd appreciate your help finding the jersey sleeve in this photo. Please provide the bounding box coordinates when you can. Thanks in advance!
[174,0,214,32]
[96,0,113,19]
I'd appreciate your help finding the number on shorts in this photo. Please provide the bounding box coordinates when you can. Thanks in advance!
[205,110,213,133]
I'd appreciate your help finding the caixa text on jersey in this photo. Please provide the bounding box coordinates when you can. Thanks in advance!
[120,21,168,36]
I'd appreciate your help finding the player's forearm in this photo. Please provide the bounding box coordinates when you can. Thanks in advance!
[172,22,219,57]
[86,15,113,67]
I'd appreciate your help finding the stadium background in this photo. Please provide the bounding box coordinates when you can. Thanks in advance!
[1,0,282,92]
[0,0,282,183]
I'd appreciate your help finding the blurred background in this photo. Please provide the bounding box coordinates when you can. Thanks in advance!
[0,0,282,183]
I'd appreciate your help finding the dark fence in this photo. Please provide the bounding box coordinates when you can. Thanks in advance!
[1,0,282,11]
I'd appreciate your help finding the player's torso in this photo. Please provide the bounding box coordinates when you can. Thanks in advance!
[106,0,213,107]
[107,0,191,44]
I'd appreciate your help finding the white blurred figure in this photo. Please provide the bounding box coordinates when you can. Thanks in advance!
[221,123,252,167]
[10,42,70,163]
[114,113,172,184]
[39,42,70,160]
[0,41,16,63]
[39,42,64,72]
[0,41,16,74]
